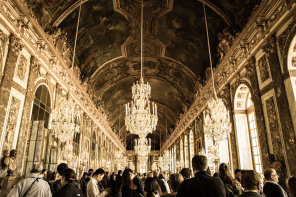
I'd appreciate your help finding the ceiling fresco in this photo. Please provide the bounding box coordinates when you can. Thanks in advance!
[27,0,262,150]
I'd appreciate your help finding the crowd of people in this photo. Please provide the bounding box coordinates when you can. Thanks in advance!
[6,155,296,197]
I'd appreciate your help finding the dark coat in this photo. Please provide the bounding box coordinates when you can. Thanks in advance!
[177,171,226,197]
[153,176,167,193]
[239,191,264,197]
[53,183,84,197]
[263,182,288,197]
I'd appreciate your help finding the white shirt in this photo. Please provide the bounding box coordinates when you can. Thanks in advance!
[87,177,106,197]
[7,173,52,197]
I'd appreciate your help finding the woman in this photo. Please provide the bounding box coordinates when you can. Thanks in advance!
[121,169,144,197]
[144,177,162,197]
[158,174,170,194]
[53,168,84,197]
[162,173,183,197]
[219,163,242,197]
[289,175,296,197]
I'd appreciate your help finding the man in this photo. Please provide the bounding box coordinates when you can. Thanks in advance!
[235,169,242,183]
[87,168,110,197]
[177,155,226,197]
[239,170,264,197]
[7,164,51,197]
[263,168,288,197]
[153,169,167,193]
[53,163,68,194]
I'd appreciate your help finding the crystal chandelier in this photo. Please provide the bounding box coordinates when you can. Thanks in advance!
[114,150,124,169]
[134,137,151,157]
[158,150,170,171]
[202,2,232,156]
[125,0,158,139]
[51,98,80,143]
[62,141,74,162]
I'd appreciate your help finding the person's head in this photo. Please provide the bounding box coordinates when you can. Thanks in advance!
[88,169,94,176]
[180,168,192,179]
[118,170,122,175]
[61,168,76,186]
[145,177,162,197]
[241,170,262,191]
[168,173,184,192]
[213,172,219,177]
[122,168,135,186]
[31,164,42,174]
[153,170,160,178]
[264,168,279,183]
[57,163,68,176]
[234,169,242,181]
[147,171,153,178]
[93,168,105,182]
[288,175,296,197]
[158,174,164,180]
[42,169,47,175]
[192,155,208,173]
[219,163,234,185]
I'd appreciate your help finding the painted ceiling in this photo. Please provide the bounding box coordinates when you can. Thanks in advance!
[26,0,261,150]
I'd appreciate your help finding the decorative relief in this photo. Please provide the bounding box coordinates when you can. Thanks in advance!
[265,97,284,161]
[0,29,9,71]
[292,57,296,67]
[13,49,30,89]
[258,54,270,83]
[3,97,21,153]
[9,34,22,54]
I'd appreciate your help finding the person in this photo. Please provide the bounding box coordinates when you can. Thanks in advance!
[42,169,48,180]
[159,174,170,194]
[80,172,89,196]
[162,173,184,197]
[180,168,192,180]
[49,172,59,193]
[87,168,110,197]
[121,168,144,197]
[235,169,242,183]
[144,177,162,197]
[111,170,121,197]
[153,170,167,193]
[7,164,52,197]
[177,155,226,197]
[53,163,68,194]
[239,170,264,197]
[147,172,153,178]
[219,163,242,196]
[263,168,288,197]
[53,168,84,197]
[288,175,296,197]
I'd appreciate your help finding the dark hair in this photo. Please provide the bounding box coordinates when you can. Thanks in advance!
[57,163,68,175]
[180,168,191,179]
[192,155,208,171]
[241,170,261,190]
[145,177,162,197]
[62,168,77,183]
[219,163,236,186]
[122,168,133,187]
[88,169,94,173]
[288,175,296,197]
[169,173,184,192]
[158,174,164,179]
[93,168,105,176]
[153,170,159,177]
[264,168,274,180]
[118,170,122,175]
[42,169,47,174]
[213,172,219,177]
[234,169,241,175]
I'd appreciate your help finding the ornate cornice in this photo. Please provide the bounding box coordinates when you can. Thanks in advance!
[161,0,296,152]
[0,0,125,152]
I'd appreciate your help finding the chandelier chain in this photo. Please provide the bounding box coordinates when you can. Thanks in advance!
[71,0,82,70]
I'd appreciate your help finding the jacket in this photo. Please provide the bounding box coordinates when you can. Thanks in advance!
[263,181,288,197]
[239,191,264,197]
[87,177,107,197]
[177,171,226,197]
[53,182,84,197]
[7,173,52,197]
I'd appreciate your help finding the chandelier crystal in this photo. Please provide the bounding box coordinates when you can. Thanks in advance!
[134,137,151,157]
[125,0,158,140]
[158,150,170,171]
[203,97,232,144]
[51,99,80,142]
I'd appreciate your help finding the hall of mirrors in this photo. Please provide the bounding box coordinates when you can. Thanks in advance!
[0,0,295,196]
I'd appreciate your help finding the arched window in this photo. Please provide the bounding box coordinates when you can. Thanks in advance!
[189,130,194,168]
[234,84,262,172]
[31,85,51,128]
[184,135,189,168]
[180,138,184,168]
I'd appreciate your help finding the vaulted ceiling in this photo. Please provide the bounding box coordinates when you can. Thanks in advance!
[26,0,261,150]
